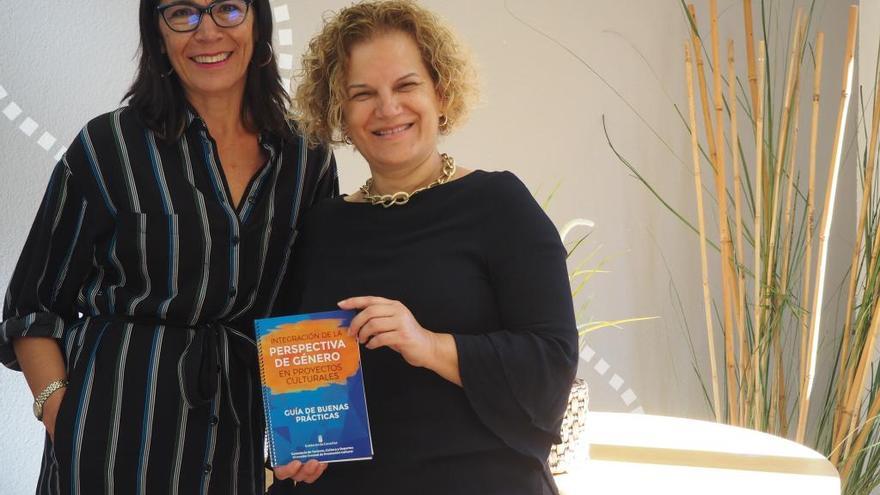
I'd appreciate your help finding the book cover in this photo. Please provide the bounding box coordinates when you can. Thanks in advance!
[255,309,373,465]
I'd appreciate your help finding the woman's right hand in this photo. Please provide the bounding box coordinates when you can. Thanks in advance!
[42,389,66,442]
[11,336,69,442]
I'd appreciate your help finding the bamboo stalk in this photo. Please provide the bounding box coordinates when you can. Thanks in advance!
[776,82,801,437]
[742,0,760,120]
[752,41,767,430]
[775,12,808,438]
[729,38,749,425]
[710,0,738,426]
[763,10,803,433]
[686,42,722,423]
[799,5,858,446]
[688,4,719,167]
[799,31,823,445]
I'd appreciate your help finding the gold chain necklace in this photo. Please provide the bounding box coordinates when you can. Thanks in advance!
[359,154,456,208]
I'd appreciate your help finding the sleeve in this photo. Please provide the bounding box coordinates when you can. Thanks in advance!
[453,171,579,462]
[1,145,104,371]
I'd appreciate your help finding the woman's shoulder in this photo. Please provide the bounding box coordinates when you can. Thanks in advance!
[300,194,348,226]
[472,169,528,193]
[79,106,144,134]
[283,119,320,150]
[62,106,143,167]
[458,169,537,209]
[66,107,151,160]
[281,120,334,168]
[463,169,555,233]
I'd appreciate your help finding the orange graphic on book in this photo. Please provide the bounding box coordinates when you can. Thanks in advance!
[259,318,360,394]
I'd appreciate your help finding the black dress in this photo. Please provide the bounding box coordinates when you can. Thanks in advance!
[0,107,337,495]
[275,170,578,495]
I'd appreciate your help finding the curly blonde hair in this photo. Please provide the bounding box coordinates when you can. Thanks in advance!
[292,0,477,147]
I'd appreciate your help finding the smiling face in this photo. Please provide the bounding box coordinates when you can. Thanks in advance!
[157,0,255,101]
[343,30,444,173]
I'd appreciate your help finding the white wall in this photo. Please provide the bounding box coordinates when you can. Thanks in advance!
[0,1,866,493]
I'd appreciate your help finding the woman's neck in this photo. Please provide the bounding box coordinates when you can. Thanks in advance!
[368,151,444,195]
[188,90,249,140]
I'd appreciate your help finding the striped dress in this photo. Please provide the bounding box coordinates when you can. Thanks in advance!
[0,107,337,495]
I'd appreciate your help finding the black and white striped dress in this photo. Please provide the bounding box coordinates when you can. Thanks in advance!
[0,107,337,495]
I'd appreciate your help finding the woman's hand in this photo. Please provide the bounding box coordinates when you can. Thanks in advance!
[42,389,65,442]
[338,297,462,385]
[338,296,438,368]
[273,459,328,484]
[12,336,68,441]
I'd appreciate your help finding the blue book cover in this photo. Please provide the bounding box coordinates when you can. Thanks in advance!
[255,309,373,465]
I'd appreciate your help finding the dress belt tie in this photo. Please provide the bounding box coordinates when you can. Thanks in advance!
[91,315,257,426]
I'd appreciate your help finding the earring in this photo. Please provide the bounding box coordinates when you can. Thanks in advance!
[438,114,449,131]
[256,42,274,68]
[160,66,174,78]
[343,134,353,145]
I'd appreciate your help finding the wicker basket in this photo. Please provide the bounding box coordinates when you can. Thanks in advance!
[548,378,589,475]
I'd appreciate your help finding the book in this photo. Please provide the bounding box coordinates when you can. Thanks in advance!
[255,309,373,465]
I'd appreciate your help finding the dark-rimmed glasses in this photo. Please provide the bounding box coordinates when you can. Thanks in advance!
[157,0,253,33]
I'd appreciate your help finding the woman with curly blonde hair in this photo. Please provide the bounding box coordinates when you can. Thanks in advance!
[271,2,577,494]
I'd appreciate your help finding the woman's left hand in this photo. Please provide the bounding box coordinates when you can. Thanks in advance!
[338,296,437,368]
[273,459,328,484]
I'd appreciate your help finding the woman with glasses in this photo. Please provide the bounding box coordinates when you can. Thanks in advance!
[271,1,578,494]
[1,1,334,493]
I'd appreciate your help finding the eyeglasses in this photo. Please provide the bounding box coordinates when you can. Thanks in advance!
[157,0,253,33]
